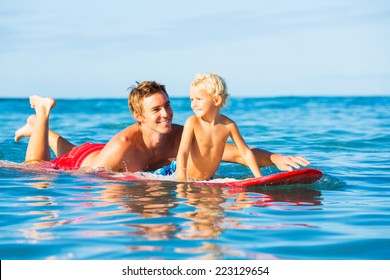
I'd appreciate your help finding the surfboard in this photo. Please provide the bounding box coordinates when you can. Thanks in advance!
[0,161,323,188]
[102,168,323,187]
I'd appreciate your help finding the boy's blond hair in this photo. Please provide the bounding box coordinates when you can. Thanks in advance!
[190,73,229,107]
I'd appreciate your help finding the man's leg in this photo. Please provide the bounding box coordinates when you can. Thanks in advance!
[48,130,76,157]
[24,96,56,162]
[15,114,76,158]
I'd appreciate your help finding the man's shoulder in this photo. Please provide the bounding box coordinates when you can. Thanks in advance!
[171,123,184,133]
[172,123,184,129]
[168,124,184,143]
[109,124,139,146]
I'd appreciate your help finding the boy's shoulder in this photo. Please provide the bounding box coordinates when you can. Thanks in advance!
[185,115,199,124]
[219,114,236,125]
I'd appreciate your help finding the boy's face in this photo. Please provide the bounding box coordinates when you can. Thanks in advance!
[190,86,219,118]
[138,91,173,134]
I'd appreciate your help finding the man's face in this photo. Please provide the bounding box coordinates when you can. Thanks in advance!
[139,91,173,134]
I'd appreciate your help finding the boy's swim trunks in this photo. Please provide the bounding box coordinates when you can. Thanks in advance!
[152,160,177,176]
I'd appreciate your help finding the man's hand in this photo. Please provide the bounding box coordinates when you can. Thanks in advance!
[270,154,310,171]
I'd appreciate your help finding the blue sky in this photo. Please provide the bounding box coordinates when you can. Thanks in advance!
[1,0,389,98]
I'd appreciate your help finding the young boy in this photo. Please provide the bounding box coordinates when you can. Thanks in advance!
[176,73,262,181]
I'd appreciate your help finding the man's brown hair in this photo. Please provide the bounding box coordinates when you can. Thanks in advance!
[128,81,168,117]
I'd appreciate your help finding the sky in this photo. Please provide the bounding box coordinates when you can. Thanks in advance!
[1,0,389,98]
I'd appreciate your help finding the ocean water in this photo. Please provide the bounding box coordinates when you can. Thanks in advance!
[0,96,389,260]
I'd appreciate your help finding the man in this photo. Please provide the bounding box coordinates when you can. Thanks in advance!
[15,81,309,172]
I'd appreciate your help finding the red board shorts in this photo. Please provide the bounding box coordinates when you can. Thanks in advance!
[50,142,105,170]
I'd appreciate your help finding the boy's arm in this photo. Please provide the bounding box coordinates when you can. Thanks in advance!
[175,117,195,181]
[229,122,262,177]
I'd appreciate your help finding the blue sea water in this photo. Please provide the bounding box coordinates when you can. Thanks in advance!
[0,96,389,260]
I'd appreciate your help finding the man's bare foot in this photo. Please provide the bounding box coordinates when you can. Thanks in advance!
[14,115,36,142]
[15,96,56,142]
[29,95,56,114]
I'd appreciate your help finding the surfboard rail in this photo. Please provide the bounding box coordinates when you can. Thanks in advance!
[102,168,323,187]
[193,168,323,187]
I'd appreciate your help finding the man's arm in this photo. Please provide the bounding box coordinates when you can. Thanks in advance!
[222,143,273,166]
[222,143,310,171]
[87,126,138,172]
[88,139,128,172]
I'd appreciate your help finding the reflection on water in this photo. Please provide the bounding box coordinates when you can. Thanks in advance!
[243,187,323,208]
[0,163,332,259]
[14,172,323,247]
[176,184,226,239]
